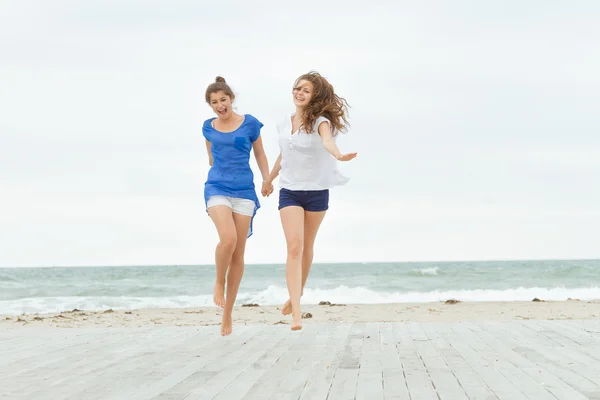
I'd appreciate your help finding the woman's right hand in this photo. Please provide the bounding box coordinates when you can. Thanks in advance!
[261,181,274,197]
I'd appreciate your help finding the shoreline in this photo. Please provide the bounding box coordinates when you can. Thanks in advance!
[2,299,599,329]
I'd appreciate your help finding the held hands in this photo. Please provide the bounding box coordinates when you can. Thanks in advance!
[261,180,274,197]
[336,152,358,162]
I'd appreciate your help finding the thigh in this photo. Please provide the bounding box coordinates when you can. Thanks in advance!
[304,210,326,249]
[231,213,252,258]
[207,195,232,210]
[278,188,304,211]
[305,190,329,212]
[280,206,305,246]
[208,203,237,241]
[229,197,255,217]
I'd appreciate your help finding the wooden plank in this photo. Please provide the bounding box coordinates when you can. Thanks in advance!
[184,326,291,399]
[538,320,600,359]
[408,322,468,400]
[2,321,600,400]
[56,328,201,400]
[472,321,589,400]
[215,325,320,400]
[326,323,364,400]
[100,327,223,399]
[269,325,335,400]
[377,322,412,399]
[0,328,112,370]
[453,323,557,400]
[443,323,529,400]
[509,321,600,387]
[1,328,157,381]
[481,320,600,398]
[0,328,76,358]
[421,322,499,400]
[240,328,308,399]
[355,322,384,400]
[392,323,439,400]
[546,320,597,345]
[1,328,178,399]
[146,325,264,400]
[298,325,351,400]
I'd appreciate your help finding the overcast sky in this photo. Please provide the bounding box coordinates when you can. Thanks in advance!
[1,0,599,267]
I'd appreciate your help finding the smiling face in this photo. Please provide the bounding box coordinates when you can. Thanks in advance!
[209,91,234,119]
[292,80,314,109]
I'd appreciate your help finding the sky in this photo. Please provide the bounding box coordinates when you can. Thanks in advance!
[1,0,599,267]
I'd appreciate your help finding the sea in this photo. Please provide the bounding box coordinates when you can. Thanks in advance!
[1,259,599,316]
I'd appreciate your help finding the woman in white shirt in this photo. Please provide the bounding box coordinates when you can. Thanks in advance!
[263,71,357,330]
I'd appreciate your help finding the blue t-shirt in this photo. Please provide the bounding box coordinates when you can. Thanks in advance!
[202,114,263,237]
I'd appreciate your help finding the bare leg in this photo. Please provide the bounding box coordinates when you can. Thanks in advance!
[208,206,237,308]
[282,210,326,315]
[221,212,252,336]
[280,206,305,330]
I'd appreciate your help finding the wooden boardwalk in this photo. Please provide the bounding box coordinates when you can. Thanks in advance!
[1,320,600,399]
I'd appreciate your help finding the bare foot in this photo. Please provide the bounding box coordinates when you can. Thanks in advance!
[213,281,225,308]
[281,299,292,315]
[221,313,232,336]
[291,318,302,331]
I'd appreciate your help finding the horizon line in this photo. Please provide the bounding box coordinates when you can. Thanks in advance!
[2,256,599,269]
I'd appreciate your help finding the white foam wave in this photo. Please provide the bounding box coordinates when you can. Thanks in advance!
[0,295,214,316]
[411,267,440,276]
[240,285,600,305]
[3,285,599,315]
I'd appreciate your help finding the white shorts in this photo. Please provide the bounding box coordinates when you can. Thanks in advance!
[207,195,255,217]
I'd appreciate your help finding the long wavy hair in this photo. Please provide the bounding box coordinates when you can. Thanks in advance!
[294,71,349,136]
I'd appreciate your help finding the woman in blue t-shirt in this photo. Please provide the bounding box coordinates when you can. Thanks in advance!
[202,76,271,336]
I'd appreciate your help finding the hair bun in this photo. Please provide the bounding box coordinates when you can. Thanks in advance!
[215,76,226,83]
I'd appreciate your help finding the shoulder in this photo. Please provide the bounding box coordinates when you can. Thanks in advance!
[276,113,292,133]
[244,114,263,128]
[243,114,263,141]
[315,115,332,132]
[202,118,215,138]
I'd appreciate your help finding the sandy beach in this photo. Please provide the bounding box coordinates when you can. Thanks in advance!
[2,299,599,330]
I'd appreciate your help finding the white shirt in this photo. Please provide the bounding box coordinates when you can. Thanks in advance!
[277,113,350,190]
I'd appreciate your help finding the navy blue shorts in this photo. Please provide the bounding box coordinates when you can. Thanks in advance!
[278,188,329,212]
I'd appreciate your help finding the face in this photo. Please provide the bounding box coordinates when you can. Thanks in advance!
[209,91,234,119]
[292,80,314,108]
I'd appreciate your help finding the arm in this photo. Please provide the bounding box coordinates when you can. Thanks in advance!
[205,139,213,166]
[251,135,270,182]
[318,121,357,161]
[266,152,282,184]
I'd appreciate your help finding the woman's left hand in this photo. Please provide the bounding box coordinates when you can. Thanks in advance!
[337,152,358,161]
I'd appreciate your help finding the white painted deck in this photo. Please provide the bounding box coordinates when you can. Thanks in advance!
[1,320,600,399]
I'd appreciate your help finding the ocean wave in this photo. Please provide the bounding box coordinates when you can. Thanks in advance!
[409,267,440,276]
[3,285,599,315]
[239,285,600,305]
[0,295,214,316]
[0,273,18,282]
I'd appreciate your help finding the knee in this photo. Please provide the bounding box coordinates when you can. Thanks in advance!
[230,251,245,268]
[228,260,244,277]
[287,238,303,259]
[302,246,314,258]
[219,234,237,254]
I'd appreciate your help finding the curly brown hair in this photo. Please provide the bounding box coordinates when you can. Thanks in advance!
[205,76,235,103]
[294,71,350,136]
